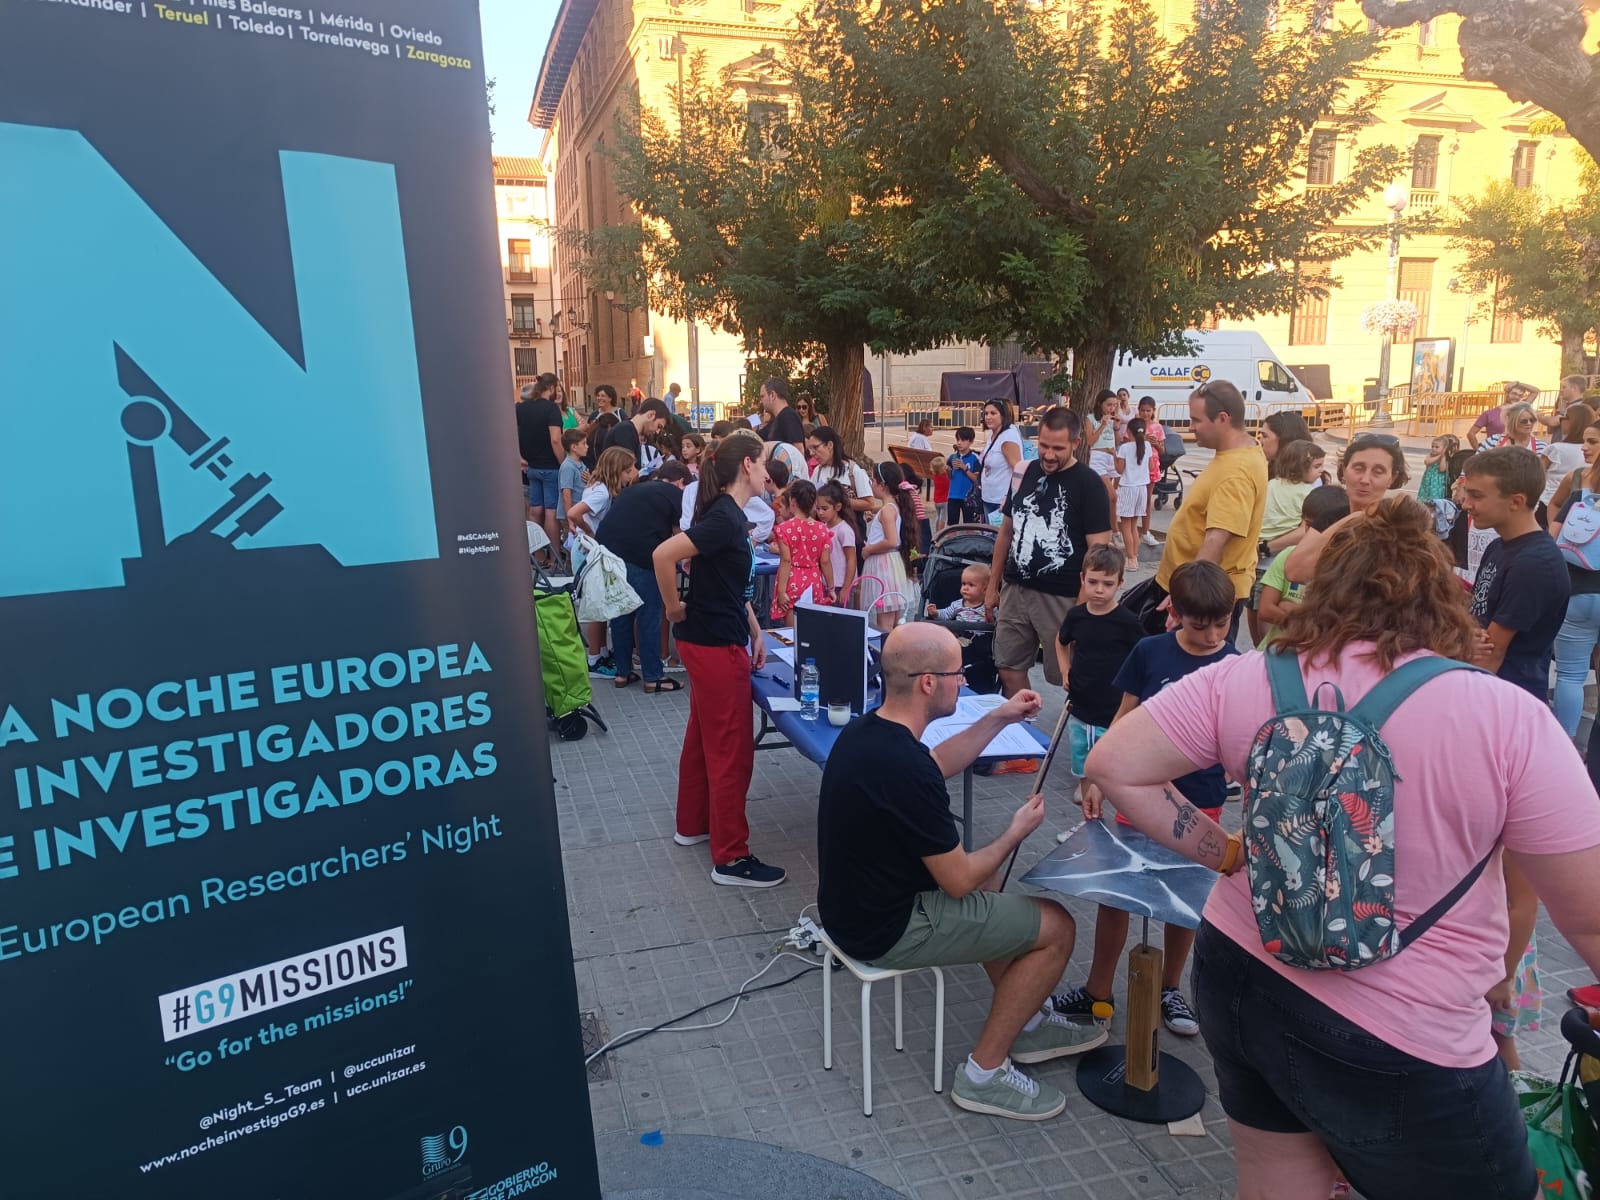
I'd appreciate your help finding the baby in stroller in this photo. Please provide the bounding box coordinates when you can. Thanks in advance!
[925,562,990,623]
[918,530,1001,693]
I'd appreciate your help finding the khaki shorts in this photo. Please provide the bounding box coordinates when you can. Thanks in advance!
[993,582,1071,685]
[869,890,1044,971]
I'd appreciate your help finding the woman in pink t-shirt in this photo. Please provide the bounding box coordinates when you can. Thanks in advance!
[1085,495,1600,1200]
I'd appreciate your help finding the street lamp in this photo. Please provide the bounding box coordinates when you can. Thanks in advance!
[658,32,701,414]
[1372,182,1409,428]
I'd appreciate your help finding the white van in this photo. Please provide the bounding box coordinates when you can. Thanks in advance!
[1109,331,1320,424]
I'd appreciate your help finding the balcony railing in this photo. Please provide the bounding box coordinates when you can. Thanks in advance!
[1409,189,1440,211]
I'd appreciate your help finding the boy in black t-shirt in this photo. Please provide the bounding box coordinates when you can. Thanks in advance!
[1054,545,1143,841]
[1463,447,1571,699]
[1052,561,1239,1037]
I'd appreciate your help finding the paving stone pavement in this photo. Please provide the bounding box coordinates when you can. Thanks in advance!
[555,663,1593,1200]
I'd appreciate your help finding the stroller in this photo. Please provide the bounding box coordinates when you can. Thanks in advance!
[916,524,1000,694]
[1152,429,1187,510]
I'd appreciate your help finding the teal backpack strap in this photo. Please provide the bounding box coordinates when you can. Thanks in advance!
[1265,647,1309,713]
[1350,656,1482,729]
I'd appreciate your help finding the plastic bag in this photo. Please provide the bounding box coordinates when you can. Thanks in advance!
[1517,1062,1598,1199]
[573,534,642,624]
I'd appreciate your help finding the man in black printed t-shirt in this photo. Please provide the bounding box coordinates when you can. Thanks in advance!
[983,407,1113,697]
[817,623,1105,1122]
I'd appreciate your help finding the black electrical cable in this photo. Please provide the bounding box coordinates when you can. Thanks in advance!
[587,963,820,1065]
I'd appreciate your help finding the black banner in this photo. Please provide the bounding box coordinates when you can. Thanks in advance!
[0,1,598,1195]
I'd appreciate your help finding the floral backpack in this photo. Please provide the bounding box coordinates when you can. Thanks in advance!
[1245,650,1493,971]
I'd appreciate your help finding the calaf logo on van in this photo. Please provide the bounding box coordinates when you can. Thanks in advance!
[1148,364,1211,383]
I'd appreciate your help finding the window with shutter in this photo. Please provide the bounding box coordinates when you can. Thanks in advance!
[1411,136,1440,191]
[1398,259,1434,337]
[1491,278,1524,342]
[1307,130,1337,186]
[1511,141,1538,189]
[1289,263,1331,345]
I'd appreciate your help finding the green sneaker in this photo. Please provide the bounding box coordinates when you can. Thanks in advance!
[951,1059,1066,1121]
[1010,1009,1110,1064]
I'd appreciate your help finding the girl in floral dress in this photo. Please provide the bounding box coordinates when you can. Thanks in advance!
[770,480,834,623]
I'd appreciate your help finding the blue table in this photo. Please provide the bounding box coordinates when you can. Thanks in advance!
[751,633,1049,849]
[752,548,779,628]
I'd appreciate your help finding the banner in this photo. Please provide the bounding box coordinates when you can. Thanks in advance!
[0,2,599,1196]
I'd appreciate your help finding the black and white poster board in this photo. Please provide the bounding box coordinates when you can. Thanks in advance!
[0,4,597,1196]
[793,603,869,712]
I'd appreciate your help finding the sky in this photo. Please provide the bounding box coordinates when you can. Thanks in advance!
[480,0,564,158]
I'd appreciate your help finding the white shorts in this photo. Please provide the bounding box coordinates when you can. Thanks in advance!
[1116,483,1148,519]
[1090,449,1118,477]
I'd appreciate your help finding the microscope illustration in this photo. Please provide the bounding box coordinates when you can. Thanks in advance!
[114,344,336,584]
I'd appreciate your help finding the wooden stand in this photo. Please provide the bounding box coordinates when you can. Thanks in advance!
[1076,917,1205,1124]
[1125,938,1163,1091]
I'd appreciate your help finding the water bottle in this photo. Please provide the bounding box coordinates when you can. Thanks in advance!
[800,659,820,721]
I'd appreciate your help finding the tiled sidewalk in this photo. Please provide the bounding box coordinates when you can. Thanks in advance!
[554,676,1591,1199]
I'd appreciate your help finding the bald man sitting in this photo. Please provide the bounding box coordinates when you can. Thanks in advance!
[817,623,1104,1121]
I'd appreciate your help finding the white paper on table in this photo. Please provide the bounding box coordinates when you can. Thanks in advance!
[920,694,1043,758]
[766,697,802,712]
[767,644,795,667]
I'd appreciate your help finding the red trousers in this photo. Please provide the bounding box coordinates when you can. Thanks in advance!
[676,641,755,865]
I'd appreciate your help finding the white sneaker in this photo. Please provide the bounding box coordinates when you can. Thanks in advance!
[673,832,709,846]
[1142,531,1159,547]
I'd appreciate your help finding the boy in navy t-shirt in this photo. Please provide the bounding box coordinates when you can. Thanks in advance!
[944,426,981,525]
[1051,560,1239,1037]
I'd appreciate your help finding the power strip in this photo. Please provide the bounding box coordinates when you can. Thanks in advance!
[783,914,825,955]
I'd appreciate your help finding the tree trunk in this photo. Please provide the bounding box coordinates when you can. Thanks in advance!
[1070,339,1116,416]
[1560,324,1589,379]
[826,339,867,459]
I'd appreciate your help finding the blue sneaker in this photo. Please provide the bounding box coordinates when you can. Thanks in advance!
[588,655,618,679]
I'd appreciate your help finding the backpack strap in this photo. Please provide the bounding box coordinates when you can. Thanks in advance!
[1348,655,1482,729]
[1398,847,1497,950]
[1264,647,1309,713]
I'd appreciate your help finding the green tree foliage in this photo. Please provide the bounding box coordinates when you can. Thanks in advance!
[1450,161,1600,376]
[804,0,1404,406]
[573,50,977,454]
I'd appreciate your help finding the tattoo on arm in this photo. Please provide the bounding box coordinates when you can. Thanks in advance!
[1165,786,1198,839]
[1198,831,1223,861]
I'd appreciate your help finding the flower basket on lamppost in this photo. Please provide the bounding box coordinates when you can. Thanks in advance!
[1361,299,1419,427]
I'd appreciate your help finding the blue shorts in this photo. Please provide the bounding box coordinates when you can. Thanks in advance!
[1067,715,1106,777]
[526,467,560,511]
[1192,922,1535,1200]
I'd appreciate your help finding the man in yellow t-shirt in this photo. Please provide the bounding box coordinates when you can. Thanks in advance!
[1148,380,1267,639]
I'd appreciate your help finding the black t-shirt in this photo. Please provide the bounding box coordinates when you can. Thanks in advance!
[596,481,684,569]
[1112,631,1239,810]
[1470,529,1571,698]
[516,397,563,470]
[763,405,806,447]
[817,712,960,960]
[675,494,755,647]
[603,418,642,462]
[1058,603,1145,727]
[1001,459,1112,596]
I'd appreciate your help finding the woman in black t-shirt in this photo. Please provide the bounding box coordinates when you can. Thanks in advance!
[652,432,785,889]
